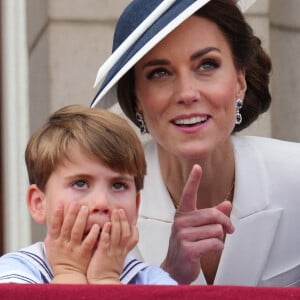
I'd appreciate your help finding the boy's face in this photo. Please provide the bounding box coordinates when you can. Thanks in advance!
[29,146,140,235]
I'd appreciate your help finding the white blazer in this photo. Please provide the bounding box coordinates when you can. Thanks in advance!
[135,135,300,286]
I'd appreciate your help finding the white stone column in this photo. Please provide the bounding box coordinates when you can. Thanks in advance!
[2,0,31,252]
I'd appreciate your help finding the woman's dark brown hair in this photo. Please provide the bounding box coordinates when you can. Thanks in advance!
[117,0,272,132]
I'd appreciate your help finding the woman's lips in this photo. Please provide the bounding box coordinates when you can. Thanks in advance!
[171,114,210,133]
[173,115,209,126]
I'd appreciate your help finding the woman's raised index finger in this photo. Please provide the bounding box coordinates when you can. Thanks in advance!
[177,164,202,213]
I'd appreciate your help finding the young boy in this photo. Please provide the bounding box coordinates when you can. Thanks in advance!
[0,105,177,285]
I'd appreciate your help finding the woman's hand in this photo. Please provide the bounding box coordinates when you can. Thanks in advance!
[161,165,234,284]
[45,202,100,284]
[87,209,138,284]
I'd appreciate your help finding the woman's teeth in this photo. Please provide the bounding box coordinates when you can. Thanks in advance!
[174,116,208,126]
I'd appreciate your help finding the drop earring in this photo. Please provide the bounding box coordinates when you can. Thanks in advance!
[235,99,243,125]
[136,112,148,134]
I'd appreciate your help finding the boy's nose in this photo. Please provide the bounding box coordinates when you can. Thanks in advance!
[88,192,111,215]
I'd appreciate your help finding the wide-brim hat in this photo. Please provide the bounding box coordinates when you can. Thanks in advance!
[91,0,256,109]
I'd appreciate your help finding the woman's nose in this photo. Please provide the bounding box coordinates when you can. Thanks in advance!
[175,73,201,105]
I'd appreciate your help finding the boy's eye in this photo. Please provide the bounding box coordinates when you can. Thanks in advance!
[73,180,88,189]
[112,182,126,191]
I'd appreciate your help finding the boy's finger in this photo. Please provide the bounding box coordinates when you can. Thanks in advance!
[47,202,64,239]
[82,223,100,251]
[110,210,121,247]
[59,202,80,241]
[98,222,111,251]
[70,205,89,243]
[118,209,131,245]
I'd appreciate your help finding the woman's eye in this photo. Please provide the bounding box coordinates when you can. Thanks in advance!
[112,182,126,191]
[73,180,88,189]
[199,60,219,71]
[147,68,169,79]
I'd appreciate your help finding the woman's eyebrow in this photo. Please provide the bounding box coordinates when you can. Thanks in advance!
[142,59,170,69]
[141,47,221,69]
[191,47,220,60]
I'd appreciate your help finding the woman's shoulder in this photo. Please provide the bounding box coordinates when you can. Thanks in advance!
[232,135,300,179]
[232,135,300,158]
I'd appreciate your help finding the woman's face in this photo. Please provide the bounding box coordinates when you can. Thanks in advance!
[134,16,246,159]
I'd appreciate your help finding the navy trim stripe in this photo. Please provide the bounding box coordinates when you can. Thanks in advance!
[19,250,53,279]
[122,258,140,273]
[40,272,50,283]
[0,274,37,283]
[120,261,143,281]
[122,258,136,272]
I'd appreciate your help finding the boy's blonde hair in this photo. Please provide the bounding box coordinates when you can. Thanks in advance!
[25,105,146,192]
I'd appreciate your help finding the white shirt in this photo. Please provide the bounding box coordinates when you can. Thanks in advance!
[0,242,177,285]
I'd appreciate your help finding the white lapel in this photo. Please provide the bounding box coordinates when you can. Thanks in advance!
[214,136,283,285]
[140,140,175,222]
[215,209,282,285]
[137,140,175,266]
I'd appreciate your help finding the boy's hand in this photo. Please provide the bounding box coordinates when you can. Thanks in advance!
[45,202,100,284]
[87,209,138,284]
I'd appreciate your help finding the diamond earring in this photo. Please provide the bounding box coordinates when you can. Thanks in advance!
[136,112,148,134]
[235,99,243,125]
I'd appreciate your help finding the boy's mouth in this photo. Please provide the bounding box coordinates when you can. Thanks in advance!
[83,227,102,243]
[83,215,110,244]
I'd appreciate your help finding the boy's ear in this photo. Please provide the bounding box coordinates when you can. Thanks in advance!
[133,192,141,225]
[27,184,46,224]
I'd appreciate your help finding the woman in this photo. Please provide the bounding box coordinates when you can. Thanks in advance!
[91,0,300,286]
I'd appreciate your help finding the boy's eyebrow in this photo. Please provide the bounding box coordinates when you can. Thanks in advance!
[64,173,93,180]
[64,173,134,181]
[112,174,135,181]
[141,47,220,69]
